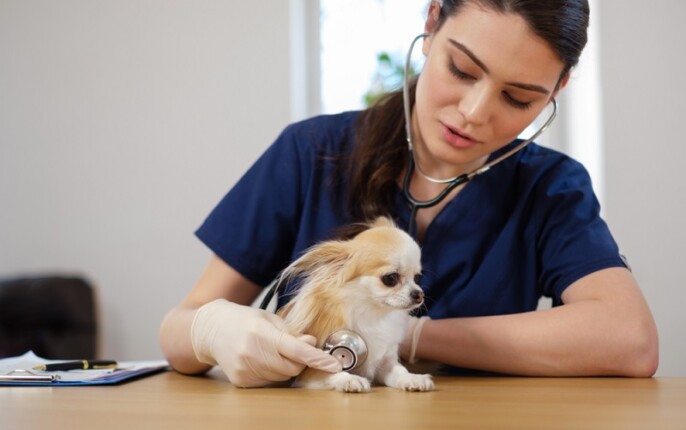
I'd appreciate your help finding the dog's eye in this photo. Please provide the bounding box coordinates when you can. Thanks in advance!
[381,272,400,287]
[414,274,422,285]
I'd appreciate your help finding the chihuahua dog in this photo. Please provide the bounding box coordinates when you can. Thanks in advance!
[275,217,434,393]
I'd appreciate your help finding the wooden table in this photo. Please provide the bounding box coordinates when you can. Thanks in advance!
[2,369,685,429]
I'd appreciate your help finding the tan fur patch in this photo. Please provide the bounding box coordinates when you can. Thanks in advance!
[345,227,407,279]
[278,286,346,346]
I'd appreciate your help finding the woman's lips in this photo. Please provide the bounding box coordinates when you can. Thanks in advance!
[441,123,479,149]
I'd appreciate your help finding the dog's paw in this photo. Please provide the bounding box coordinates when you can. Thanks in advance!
[396,373,434,392]
[329,372,372,393]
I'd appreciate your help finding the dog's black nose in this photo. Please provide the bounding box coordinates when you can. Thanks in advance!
[410,289,424,304]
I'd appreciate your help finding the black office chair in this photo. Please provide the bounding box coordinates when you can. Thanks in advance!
[0,275,97,359]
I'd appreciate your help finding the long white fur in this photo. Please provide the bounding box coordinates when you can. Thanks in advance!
[276,217,434,393]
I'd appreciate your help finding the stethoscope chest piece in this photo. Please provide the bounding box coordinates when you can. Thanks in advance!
[322,329,368,371]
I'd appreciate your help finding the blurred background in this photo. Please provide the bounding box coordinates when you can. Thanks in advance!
[1,0,684,375]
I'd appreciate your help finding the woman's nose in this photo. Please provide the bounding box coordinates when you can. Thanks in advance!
[458,85,492,126]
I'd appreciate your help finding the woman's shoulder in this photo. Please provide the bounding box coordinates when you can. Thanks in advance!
[515,142,591,184]
[504,142,600,213]
[481,141,596,203]
[267,111,361,159]
[281,111,362,140]
[519,142,581,167]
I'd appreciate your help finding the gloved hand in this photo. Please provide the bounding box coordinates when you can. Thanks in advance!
[191,299,342,387]
[399,315,431,364]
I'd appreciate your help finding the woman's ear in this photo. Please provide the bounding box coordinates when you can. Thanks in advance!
[552,71,571,99]
[424,1,441,34]
[423,1,441,55]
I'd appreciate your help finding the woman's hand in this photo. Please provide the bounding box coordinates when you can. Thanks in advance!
[191,299,342,387]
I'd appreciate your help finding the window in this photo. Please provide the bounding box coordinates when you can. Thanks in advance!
[320,0,429,113]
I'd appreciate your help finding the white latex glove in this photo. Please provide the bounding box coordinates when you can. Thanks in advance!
[399,315,431,364]
[191,299,342,387]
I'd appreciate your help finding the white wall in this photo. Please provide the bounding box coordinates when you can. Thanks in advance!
[598,1,686,376]
[0,0,292,359]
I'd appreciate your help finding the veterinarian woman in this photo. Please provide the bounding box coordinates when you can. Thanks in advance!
[160,0,658,386]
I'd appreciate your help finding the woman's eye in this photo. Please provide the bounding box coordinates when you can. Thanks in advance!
[381,273,400,287]
[448,61,474,81]
[503,92,532,110]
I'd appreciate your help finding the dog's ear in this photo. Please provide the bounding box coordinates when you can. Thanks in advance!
[280,240,351,281]
[297,240,350,271]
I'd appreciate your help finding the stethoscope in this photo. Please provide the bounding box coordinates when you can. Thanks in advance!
[261,33,559,372]
[258,277,368,371]
[259,280,368,371]
[401,33,558,238]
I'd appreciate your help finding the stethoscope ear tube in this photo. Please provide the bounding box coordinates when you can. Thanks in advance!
[401,33,558,238]
[403,156,470,238]
[258,275,287,310]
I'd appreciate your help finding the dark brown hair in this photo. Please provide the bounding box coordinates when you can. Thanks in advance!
[344,0,590,222]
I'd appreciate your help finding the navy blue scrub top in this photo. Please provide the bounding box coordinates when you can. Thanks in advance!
[196,111,627,318]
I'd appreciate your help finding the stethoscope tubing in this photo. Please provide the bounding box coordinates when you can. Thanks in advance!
[401,33,558,238]
[262,33,559,305]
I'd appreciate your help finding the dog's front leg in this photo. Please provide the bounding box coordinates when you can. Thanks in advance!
[294,368,372,393]
[377,358,434,392]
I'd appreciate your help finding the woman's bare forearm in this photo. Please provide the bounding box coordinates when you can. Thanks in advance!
[416,268,659,376]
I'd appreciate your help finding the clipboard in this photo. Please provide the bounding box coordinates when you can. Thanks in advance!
[0,351,169,386]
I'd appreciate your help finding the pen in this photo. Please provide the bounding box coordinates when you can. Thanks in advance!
[33,360,118,371]
[0,373,58,382]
